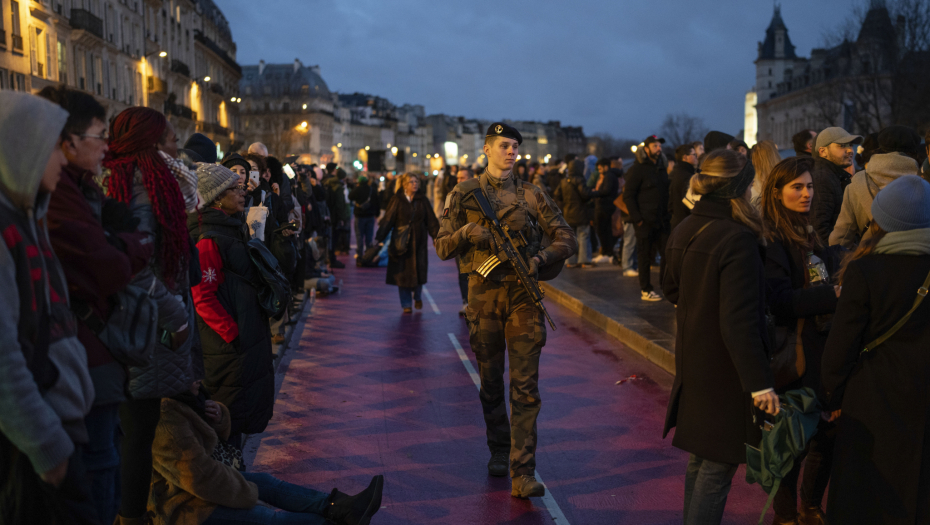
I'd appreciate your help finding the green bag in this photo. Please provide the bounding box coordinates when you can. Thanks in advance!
[745,387,822,525]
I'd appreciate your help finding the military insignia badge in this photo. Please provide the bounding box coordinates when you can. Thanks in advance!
[495,125,503,134]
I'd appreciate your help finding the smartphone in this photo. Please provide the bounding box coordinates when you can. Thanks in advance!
[249,170,260,187]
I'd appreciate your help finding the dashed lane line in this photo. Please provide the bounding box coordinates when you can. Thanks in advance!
[422,286,441,315]
[446,333,571,524]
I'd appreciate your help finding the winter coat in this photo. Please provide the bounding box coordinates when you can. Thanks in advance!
[822,244,930,524]
[810,157,852,245]
[349,180,380,218]
[553,171,593,228]
[376,190,439,288]
[668,161,696,231]
[122,169,196,399]
[149,398,258,525]
[46,163,152,406]
[662,198,773,464]
[188,208,274,437]
[829,153,919,248]
[764,238,838,396]
[323,175,348,224]
[623,155,670,228]
[0,92,94,476]
[592,169,620,217]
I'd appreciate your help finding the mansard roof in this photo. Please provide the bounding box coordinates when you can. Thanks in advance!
[759,5,798,60]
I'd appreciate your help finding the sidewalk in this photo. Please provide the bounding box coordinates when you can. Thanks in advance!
[542,265,677,373]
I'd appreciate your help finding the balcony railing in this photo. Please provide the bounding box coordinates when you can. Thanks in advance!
[164,101,196,121]
[70,9,104,40]
[12,34,24,52]
[170,59,190,78]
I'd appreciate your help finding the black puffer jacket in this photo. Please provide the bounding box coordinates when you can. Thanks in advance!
[188,208,274,436]
[623,154,670,228]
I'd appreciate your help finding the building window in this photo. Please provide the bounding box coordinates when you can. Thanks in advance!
[14,72,25,91]
[10,0,23,52]
[57,39,67,84]
[0,68,7,89]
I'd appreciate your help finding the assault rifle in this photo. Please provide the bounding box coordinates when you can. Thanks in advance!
[467,189,557,331]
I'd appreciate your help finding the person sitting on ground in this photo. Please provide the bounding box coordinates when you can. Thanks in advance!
[149,379,384,525]
[188,164,275,456]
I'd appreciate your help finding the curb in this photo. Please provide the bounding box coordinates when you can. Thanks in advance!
[541,281,676,374]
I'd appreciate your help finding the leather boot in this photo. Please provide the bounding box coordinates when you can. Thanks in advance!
[487,450,508,477]
[798,505,826,525]
[323,475,384,525]
[511,475,545,498]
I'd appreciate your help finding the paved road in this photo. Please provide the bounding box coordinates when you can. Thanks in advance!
[247,246,774,524]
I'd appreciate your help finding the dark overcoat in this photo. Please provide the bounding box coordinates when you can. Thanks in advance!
[822,253,930,524]
[662,198,773,464]
[187,208,274,436]
[376,190,439,288]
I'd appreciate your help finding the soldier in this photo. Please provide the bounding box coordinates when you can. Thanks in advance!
[434,122,577,498]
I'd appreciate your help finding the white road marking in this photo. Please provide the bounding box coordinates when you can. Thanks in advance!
[447,333,571,524]
[422,286,441,315]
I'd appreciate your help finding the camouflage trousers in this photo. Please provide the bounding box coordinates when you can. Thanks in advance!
[463,275,547,477]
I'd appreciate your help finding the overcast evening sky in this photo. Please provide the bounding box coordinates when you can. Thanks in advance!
[222,0,860,140]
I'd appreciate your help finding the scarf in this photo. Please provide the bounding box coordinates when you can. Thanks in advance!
[874,227,930,256]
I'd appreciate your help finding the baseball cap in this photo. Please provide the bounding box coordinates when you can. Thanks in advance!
[815,127,863,150]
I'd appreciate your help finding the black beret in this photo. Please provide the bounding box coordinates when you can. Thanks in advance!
[486,122,523,145]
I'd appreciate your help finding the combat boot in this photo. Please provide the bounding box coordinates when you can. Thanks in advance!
[323,475,384,525]
[487,450,509,477]
[511,475,545,498]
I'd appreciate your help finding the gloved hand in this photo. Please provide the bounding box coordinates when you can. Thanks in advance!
[528,256,540,277]
[464,223,492,244]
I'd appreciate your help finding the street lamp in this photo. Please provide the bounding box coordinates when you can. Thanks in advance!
[158,51,167,58]
[204,76,211,82]
[365,146,370,151]
[337,143,342,147]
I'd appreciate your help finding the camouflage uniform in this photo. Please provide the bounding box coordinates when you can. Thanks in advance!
[435,172,576,477]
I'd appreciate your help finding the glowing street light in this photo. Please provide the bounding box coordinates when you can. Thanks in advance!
[525,154,531,159]
[337,143,342,147]
[158,51,168,58]
[413,153,418,158]
[631,145,638,153]
[302,103,308,110]
[365,146,370,151]
[391,147,398,155]
[386,143,391,148]
[433,153,439,158]
[300,121,308,128]
[203,76,211,82]
[230,97,236,102]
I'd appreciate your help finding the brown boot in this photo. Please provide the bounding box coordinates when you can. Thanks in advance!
[511,475,545,498]
[798,505,826,525]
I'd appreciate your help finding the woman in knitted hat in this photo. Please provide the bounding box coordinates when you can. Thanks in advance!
[187,164,275,453]
[662,148,779,524]
[823,175,930,524]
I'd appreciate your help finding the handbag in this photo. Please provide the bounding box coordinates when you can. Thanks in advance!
[389,224,411,257]
[72,281,158,367]
[211,440,245,472]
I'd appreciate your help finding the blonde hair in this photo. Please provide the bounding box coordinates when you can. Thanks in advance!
[751,140,781,188]
[398,172,419,192]
[690,149,764,239]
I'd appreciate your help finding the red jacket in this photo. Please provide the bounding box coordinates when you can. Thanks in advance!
[192,238,239,343]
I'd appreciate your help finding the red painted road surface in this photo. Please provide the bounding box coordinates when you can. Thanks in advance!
[248,245,776,524]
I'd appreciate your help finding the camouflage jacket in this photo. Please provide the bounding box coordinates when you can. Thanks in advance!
[434,172,577,274]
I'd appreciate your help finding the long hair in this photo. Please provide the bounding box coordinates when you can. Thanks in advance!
[761,156,818,253]
[103,107,188,287]
[837,221,888,284]
[691,149,764,239]
[751,140,781,189]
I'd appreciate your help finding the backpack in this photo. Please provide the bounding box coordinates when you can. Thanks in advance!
[201,232,292,319]
[72,280,158,367]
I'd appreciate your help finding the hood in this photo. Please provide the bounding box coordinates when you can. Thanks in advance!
[865,152,919,188]
[0,92,69,211]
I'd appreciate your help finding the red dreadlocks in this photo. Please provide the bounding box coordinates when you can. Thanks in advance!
[104,107,189,288]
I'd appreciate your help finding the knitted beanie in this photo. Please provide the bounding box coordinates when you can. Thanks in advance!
[196,163,239,208]
[222,152,251,174]
[871,175,930,232]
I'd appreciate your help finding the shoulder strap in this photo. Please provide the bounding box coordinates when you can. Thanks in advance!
[684,220,716,253]
[862,268,930,354]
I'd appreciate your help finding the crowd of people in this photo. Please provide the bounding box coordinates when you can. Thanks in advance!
[0,87,383,525]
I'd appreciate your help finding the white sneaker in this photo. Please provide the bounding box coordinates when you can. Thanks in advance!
[623,269,639,277]
[593,255,610,264]
[641,290,662,302]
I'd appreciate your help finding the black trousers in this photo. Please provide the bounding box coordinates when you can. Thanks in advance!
[773,419,836,517]
[635,223,669,293]
[118,397,161,518]
[594,212,616,256]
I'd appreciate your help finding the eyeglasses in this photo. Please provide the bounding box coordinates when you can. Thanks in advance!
[77,131,110,142]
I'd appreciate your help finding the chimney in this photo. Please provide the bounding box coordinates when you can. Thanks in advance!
[258,60,265,75]
[293,58,301,73]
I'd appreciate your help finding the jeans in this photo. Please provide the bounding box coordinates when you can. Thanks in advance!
[355,216,375,255]
[398,285,422,308]
[683,454,738,525]
[567,224,591,265]
[83,403,122,525]
[203,472,330,525]
[621,222,637,271]
[634,223,669,292]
